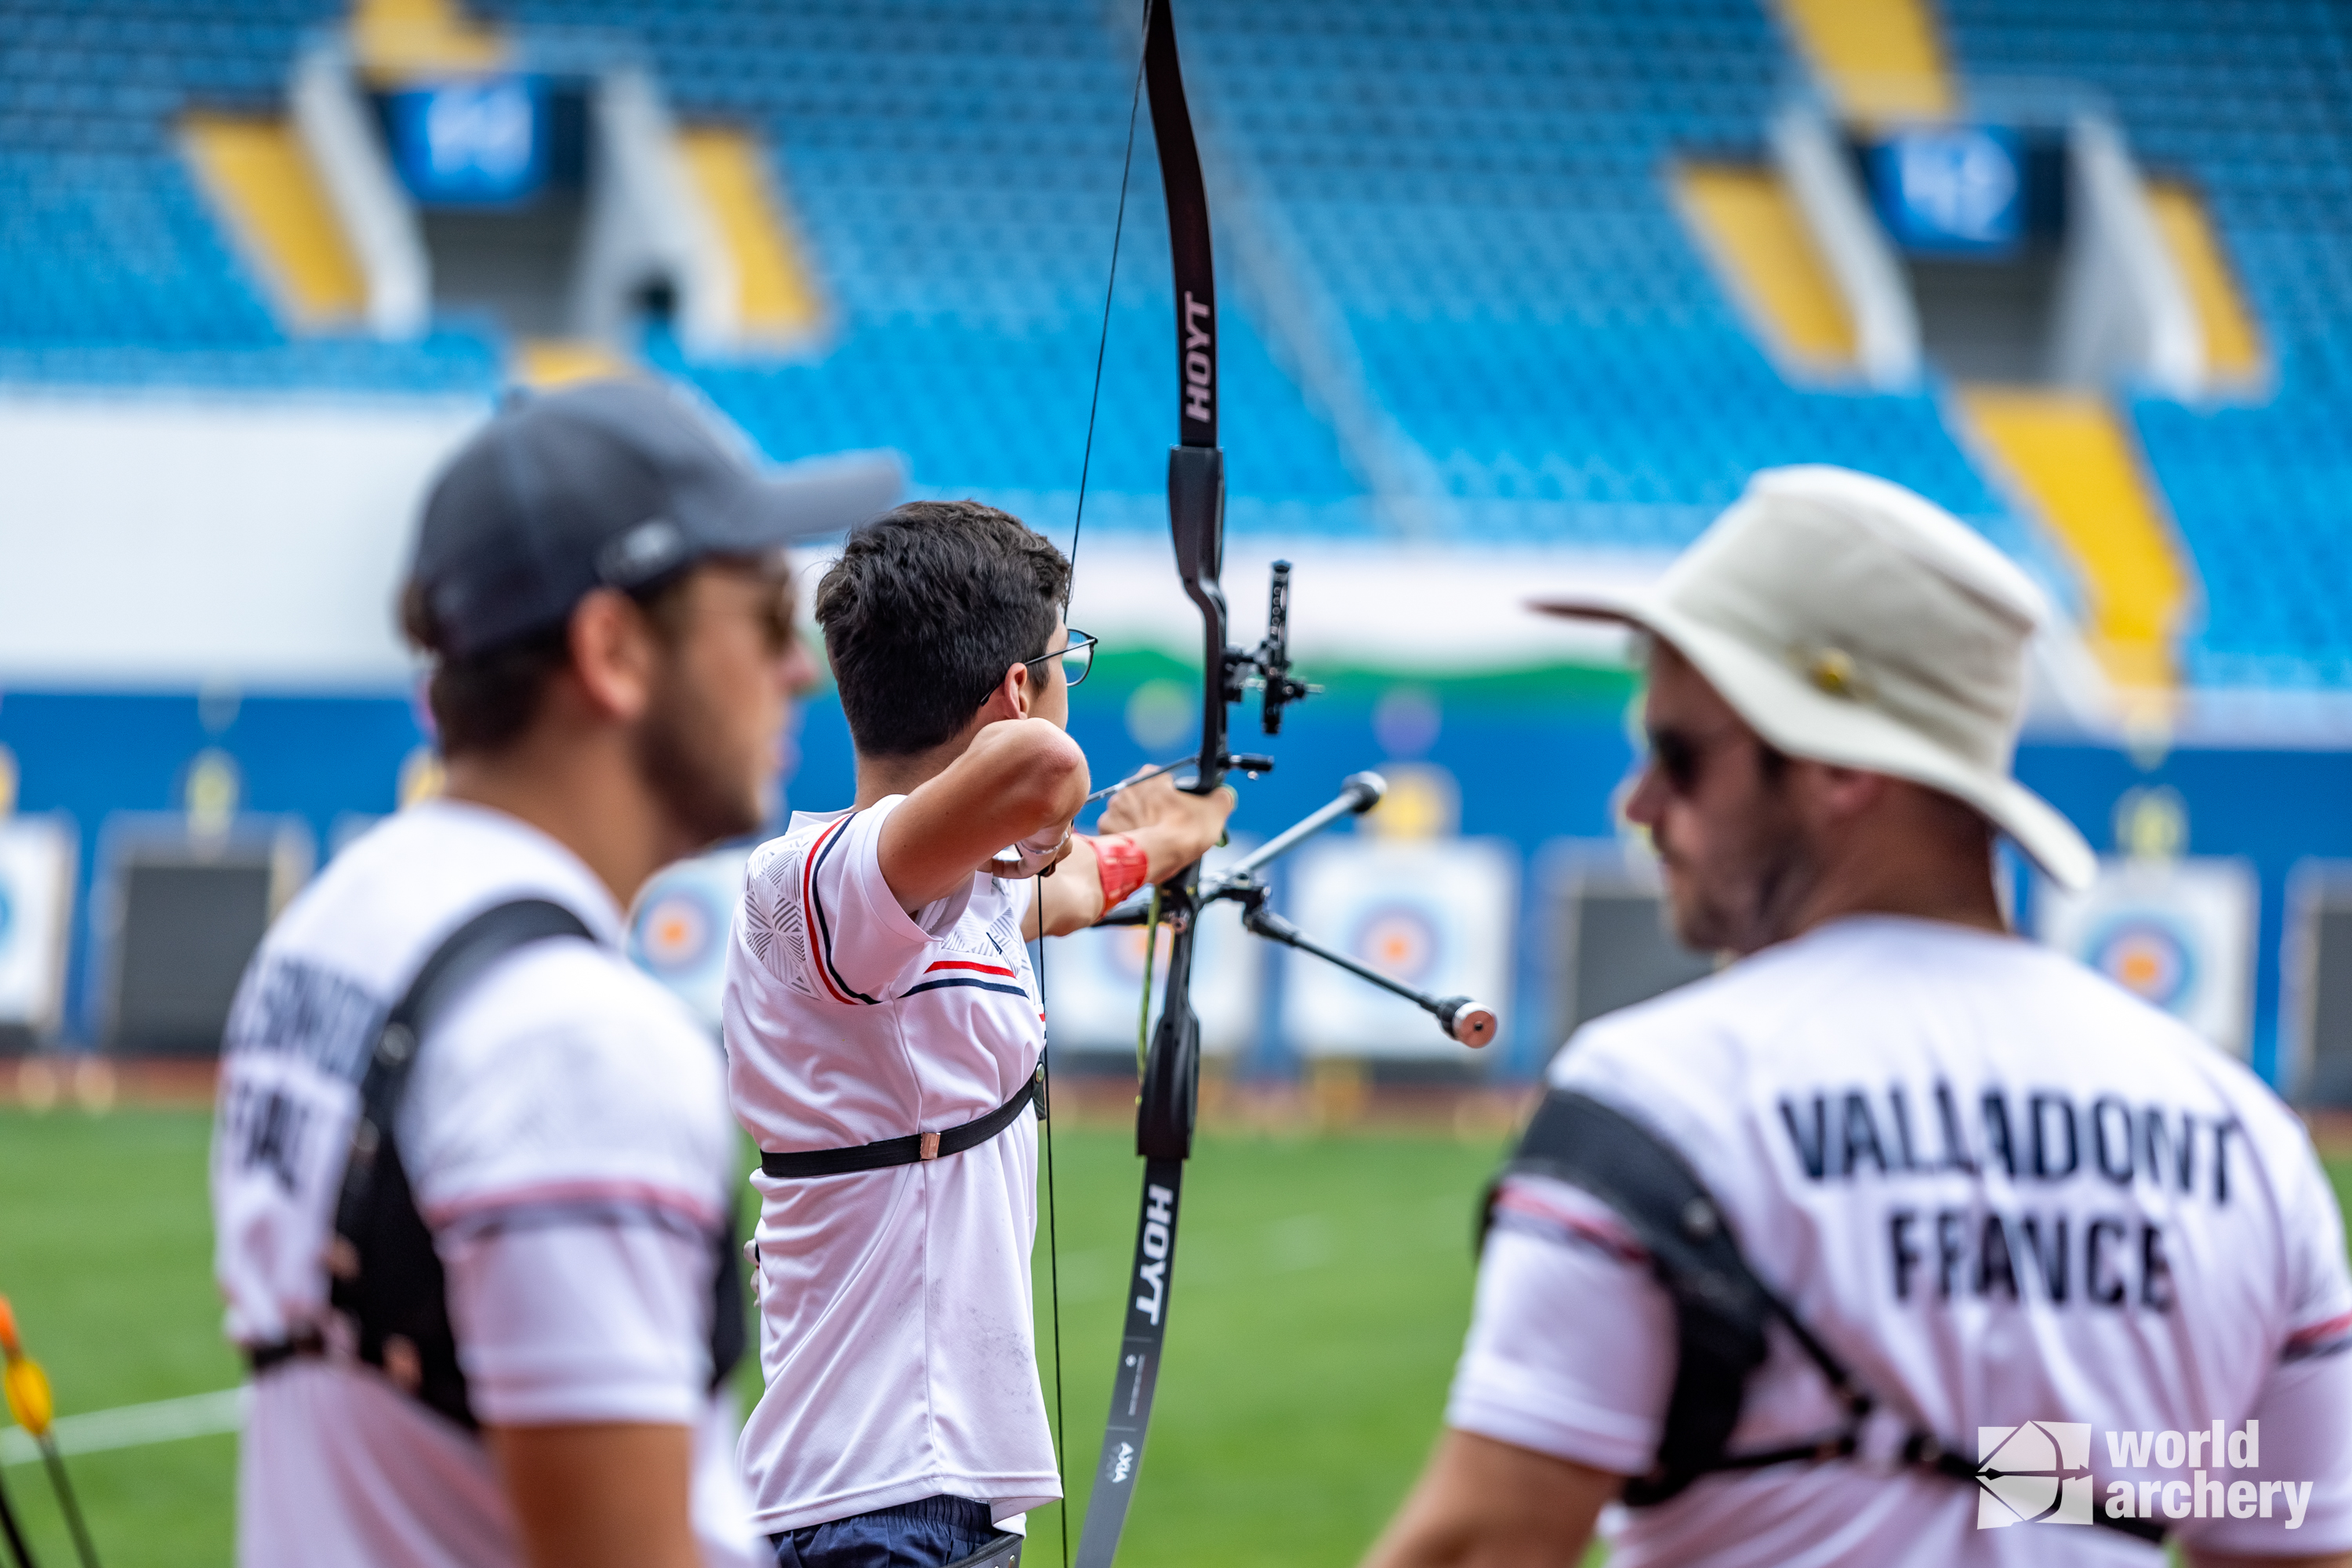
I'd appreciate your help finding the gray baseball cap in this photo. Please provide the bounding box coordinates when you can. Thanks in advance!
[409,379,901,659]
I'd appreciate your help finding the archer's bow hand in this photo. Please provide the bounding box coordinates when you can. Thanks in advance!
[1098,769,1237,876]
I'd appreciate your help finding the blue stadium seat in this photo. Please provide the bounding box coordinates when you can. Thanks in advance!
[1944,0,2352,684]
[0,0,2339,683]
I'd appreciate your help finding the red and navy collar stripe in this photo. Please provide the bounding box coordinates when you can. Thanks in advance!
[906,956,1031,1003]
[803,813,880,1006]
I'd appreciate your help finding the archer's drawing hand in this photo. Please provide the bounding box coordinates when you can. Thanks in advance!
[1099,770,1236,866]
[989,822,1077,880]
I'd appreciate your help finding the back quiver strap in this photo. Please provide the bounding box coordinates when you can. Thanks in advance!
[1483,1089,1806,1504]
[1479,1090,2169,1544]
[324,898,746,1429]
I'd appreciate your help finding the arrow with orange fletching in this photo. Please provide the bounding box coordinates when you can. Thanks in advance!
[0,1297,98,1568]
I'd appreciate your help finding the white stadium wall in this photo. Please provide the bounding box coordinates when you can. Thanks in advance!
[0,392,491,688]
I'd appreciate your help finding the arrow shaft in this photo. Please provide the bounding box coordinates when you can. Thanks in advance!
[35,1443,96,1568]
[0,1466,38,1568]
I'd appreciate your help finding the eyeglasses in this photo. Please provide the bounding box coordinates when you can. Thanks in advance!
[1021,630,1098,688]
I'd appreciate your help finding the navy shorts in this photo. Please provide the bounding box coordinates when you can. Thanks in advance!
[769,1494,1003,1568]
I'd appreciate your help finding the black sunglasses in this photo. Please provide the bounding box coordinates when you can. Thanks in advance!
[1020,630,1097,688]
[1646,724,1784,796]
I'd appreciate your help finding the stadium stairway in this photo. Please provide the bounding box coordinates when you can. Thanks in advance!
[1676,163,1860,376]
[2143,180,2264,387]
[514,336,633,387]
[1777,0,1955,122]
[350,0,506,79]
[673,125,826,347]
[1955,388,2192,707]
[181,112,368,326]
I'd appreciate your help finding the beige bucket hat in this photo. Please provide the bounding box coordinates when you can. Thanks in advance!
[1532,465,2096,891]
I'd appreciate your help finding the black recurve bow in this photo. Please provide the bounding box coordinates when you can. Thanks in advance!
[1068,2,1230,1563]
[1058,5,1493,1560]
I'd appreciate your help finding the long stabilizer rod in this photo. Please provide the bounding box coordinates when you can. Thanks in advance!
[1239,899,1497,1048]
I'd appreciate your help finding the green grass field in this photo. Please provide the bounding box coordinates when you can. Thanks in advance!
[1,1106,2347,1568]
[0,1108,1504,1568]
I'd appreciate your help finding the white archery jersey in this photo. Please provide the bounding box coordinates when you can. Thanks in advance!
[724,797,1058,1535]
[210,800,759,1568]
[1451,916,2352,1567]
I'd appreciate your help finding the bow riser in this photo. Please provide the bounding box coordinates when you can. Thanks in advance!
[1167,446,1231,798]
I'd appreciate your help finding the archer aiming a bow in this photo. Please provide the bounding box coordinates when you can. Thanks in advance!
[721,499,1236,1568]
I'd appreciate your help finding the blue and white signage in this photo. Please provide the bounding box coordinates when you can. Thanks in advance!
[0,815,75,1032]
[1868,126,2025,255]
[383,76,550,206]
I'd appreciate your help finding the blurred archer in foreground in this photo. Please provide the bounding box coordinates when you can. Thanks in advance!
[1365,466,2352,1568]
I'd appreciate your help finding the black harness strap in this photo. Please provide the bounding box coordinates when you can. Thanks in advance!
[1484,1089,2165,1544]
[252,898,746,1430]
[760,1069,1044,1181]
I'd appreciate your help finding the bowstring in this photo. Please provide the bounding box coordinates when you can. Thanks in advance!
[1064,2,1152,612]
[1032,871,1070,1568]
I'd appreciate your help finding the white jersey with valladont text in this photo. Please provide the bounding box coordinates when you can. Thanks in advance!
[723,797,1058,1536]
[210,800,759,1568]
[1451,915,2352,1567]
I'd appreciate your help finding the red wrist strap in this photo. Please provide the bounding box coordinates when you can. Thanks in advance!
[1087,833,1152,909]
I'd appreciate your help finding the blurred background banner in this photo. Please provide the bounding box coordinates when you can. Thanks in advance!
[0,0,2345,1106]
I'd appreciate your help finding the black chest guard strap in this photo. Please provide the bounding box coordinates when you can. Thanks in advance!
[1480,1089,2164,1544]
[321,898,746,1430]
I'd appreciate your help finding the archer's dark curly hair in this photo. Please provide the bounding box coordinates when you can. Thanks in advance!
[815,500,1069,757]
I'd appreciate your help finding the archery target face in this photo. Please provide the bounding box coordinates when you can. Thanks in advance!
[627,846,750,1033]
[1283,836,1516,1059]
[2036,856,2254,1058]
[1350,904,1442,985]
[639,888,717,976]
[2087,917,2195,1011]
